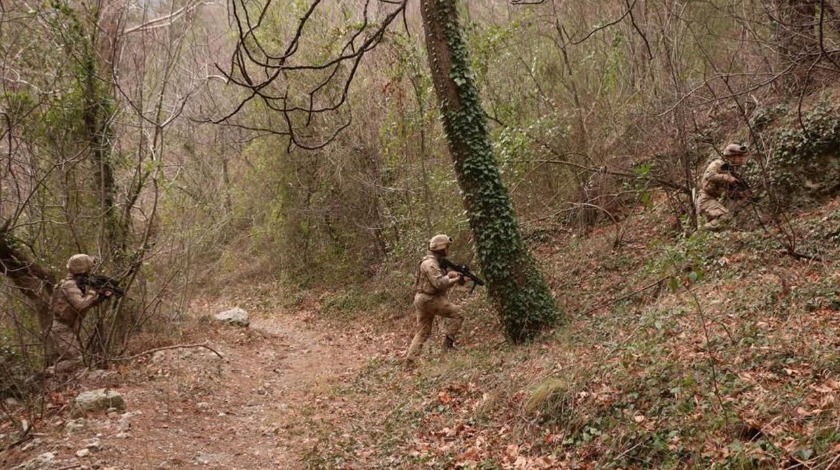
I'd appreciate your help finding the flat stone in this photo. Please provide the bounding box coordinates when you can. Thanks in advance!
[194,452,219,465]
[71,389,125,418]
[214,308,250,327]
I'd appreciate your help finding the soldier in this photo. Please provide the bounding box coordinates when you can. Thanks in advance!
[405,234,464,366]
[47,254,114,374]
[696,143,750,231]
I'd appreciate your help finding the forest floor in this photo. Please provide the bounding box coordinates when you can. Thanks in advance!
[1,298,414,470]
[3,195,840,470]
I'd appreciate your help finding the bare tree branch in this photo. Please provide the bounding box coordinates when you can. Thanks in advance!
[213,0,407,150]
[565,0,638,46]
[123,0,206,35]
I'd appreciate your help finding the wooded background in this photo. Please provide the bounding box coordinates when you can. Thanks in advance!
[1,0,839,388]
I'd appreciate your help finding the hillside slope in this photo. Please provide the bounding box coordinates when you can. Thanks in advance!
[2,199,838,470]
[299,195,840,469]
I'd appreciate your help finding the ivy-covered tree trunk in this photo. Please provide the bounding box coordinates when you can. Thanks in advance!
[419,0,561,342]
[81,56,120,256]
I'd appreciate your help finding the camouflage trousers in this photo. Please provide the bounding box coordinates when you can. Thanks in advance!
[696,192,730,231]
[406,294,463,361]
[48,321,84,374]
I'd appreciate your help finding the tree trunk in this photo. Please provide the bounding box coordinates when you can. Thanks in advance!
[772,0,818,88]
[420,0,561,342]
[80,12,123,368]
[0,223,55,332]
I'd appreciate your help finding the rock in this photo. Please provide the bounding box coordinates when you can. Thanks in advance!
[84,369,114,381]
[117,413,132,431]
[71,389,125,418]
[214,308,250,327]
[63,458,81,469]
[84,438,101,451]
[65,418,86,433]
[19,438,41,452]
[194,452,219,465]
[14,452,55,470]
[75,448,90,458]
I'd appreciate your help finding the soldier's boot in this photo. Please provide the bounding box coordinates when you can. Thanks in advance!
[443,335,456,351]
[703,218,725,232]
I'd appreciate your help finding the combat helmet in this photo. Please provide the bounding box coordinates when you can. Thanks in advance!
[66,254,97,275]
[429,234,453,252]
[723,143,748,157]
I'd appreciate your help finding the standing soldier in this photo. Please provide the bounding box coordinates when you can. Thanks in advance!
[405,234,464,366]
[696,143,750,231]
[48,254,114,374]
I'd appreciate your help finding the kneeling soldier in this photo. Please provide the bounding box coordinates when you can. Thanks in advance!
[697,143,750,231]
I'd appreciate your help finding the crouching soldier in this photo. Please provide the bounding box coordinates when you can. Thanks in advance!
[696,143,750,231]
[48,254,114,374]
[405,234,464,366]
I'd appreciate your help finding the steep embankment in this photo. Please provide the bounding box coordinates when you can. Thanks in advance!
[292,196,840,469]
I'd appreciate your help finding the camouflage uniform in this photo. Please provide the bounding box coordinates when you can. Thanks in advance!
[697,143,748,231]
[48,254,102,374]
[405,235,464,363]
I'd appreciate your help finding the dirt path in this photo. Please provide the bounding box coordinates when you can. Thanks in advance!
[5,311,394,470]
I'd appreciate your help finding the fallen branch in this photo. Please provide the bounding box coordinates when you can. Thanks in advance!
[112,342,224,362]
[785,249,826,263]
[581,275,670,316]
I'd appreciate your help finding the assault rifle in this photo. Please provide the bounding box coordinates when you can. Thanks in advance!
[439,258,485,293]
[721,162,760,203]
[75,274,124,298]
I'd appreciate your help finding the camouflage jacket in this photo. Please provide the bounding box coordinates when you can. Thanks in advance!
[50,276,99,327]
[414,253,456,296]
[699,158,735,199]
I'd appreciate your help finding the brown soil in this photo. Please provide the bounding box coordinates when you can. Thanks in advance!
[2,306,401,470]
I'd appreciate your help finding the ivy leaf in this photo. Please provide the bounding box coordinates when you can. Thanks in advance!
[669,277,679,292]
[633,162,653,177]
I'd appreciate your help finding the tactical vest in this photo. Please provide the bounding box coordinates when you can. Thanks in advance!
[414,254,445,295]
